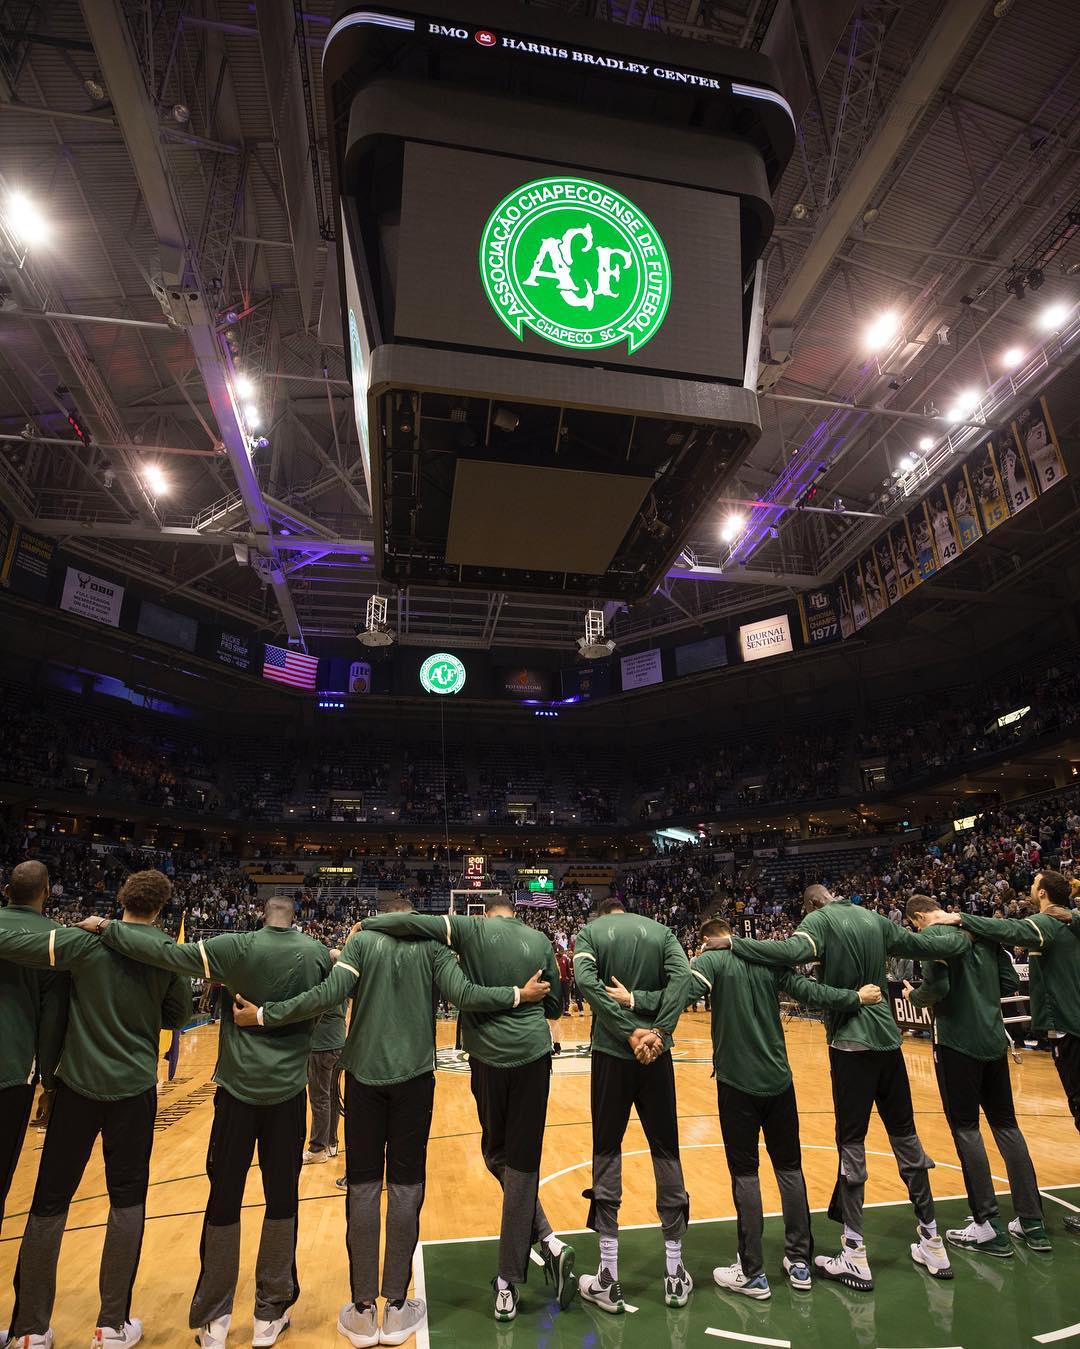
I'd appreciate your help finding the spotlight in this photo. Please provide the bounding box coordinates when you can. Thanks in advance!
[4,192,50,246]
[253,435,270,451]
[1038,303,1069,330]
[243,404,260,428]
[862,206,880,225]
[1001,346,1024,368]
[719,513,745,543]
[234,374,254,399]
[899,454,916,473]
[83,74,106,101]
[918,436,934,452]
[864,311,900,351]
[1026,267,1045,292]
[172,103,190,124]
[791,202,808,220]
[492,407,519,433]
[144,464,168,495]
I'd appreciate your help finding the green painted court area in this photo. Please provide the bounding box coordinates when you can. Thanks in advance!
[418,1188,1080,1348]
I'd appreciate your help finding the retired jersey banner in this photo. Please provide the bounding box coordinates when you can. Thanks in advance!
[798,585,843,647]
[1011,395,1066,496]
[945,462,982,550]
[926,485,960,569]
[837,572,855,639]
[888,519,920,598]
[872,535,897,608]
[908,502,938,581]
[846,563,868,629]
[969,439,1010,533]
[997,430,1036,516]
[859,549,887,619]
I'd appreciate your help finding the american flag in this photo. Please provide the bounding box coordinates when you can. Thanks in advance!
[263,643,319,690]
[515,892,556,910]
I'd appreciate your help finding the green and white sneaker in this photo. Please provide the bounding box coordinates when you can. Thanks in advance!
[579,1268,625,1315]
[664,1265,693,1307]
[1009,1217,1052,1251]
[541,1238,578,1309]
[492,1280,518,1323]
[946,1219,1012,1257]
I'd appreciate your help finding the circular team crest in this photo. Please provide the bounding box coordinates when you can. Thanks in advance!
[479,176,671,355]
[419,652,466,696]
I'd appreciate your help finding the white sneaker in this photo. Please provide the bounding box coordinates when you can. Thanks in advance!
[91,1321,143,1346]
[814,1239,873,1292]
[911,1226,953,1280]
[712,1258,770,1300]
[252,1314,289,1347]
[783,1256,813,1290]
[337,1304,378,1348]
[11,1335,55,1349]
[380,1299,426,1346]
[302,1149,329,1164]
[665,1265,693,1307]
[195,1316,230,1348]
[492,1281,518,1323]
[578,1269,625,1314]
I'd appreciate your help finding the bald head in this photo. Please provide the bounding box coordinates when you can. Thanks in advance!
[802,883,834,913]
[6,861,49,911]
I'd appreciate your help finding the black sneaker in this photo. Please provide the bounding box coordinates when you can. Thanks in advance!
[541,1240,578,1309]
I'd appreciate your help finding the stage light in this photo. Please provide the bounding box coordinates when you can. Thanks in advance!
[918,437,934,452]
[1038,302,1069,330]
[957,388,980,409]
[899,454,916,472]
[243,404,260,428]
[720,513,745,543]
[4,192,50,245]
[864,310,900,351]
[234,374,254,399]
[1001,346,1024,368]
[144,464,168,495]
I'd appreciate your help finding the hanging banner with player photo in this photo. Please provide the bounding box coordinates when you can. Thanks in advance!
[1010,395,1066,496]
[888,518,920,598]
[846,562,869,629]
[926,484,961,569]
[872,534,897,608]
[860,549,887,619]
[837,571,855,639]
[968,439,1010,533]
[945,461,982,550]
[798,585,843,647]
[908,502,938,581]
[997,429,1037,516]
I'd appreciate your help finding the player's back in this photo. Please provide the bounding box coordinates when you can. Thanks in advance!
[579,912,675,993]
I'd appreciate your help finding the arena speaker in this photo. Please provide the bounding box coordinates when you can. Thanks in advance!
[324,2,794,599]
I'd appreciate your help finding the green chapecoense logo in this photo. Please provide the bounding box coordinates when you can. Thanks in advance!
[479,176,671,354]
[420,653,467,696]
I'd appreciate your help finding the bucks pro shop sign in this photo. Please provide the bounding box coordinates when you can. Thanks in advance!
[479,176,671,354]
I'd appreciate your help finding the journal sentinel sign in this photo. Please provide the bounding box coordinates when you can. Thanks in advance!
[738,614,793,664]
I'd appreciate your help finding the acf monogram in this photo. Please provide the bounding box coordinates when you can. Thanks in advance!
[479,176,671,354]
[419,652,467,696]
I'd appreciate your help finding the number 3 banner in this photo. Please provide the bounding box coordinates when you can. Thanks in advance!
[1011,395,1067,496]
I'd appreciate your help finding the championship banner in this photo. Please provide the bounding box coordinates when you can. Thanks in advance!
[1012,395,1067,494]
[968,439,1010,533]
[926,484,960,569]
[798,585,842,647]
[888,518,920,598]
[2,523,54,601]
[945,462,982,550]
[859,549,887,619]
[846,562,868,629]
[908,502,938,581]
[998,429,1036,516]
[872,535,897,608]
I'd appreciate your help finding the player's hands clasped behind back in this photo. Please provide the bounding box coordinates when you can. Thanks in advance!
[518,970,551,1003]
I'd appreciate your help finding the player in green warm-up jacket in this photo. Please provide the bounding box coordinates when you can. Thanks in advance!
[903,894,1048,1257]
[83,895,331,1349]
[361,895,569,1325]
[0,863,68,1227]
[232,896,547,1348]
[713,883,970,1291]
[934,868,1080,1234]
[0,869,190,1349]
[569,897,693,1314]
[687,916,882,1302]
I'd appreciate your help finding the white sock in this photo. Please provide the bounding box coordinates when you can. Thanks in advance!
[496,1276,511,1292]
[843,1224,864,1247]
[665,1239,682,1276]
[599,1237,619,1279]
[544,1235,566,1256]
[920,1220,938,1238]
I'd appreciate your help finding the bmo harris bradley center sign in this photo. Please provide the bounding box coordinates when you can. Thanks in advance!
[738,613,793,664]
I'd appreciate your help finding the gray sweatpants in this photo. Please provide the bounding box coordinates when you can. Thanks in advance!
[307,1049,342,1154]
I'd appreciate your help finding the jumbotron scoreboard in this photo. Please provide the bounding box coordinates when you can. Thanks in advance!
[324,1,793,598]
